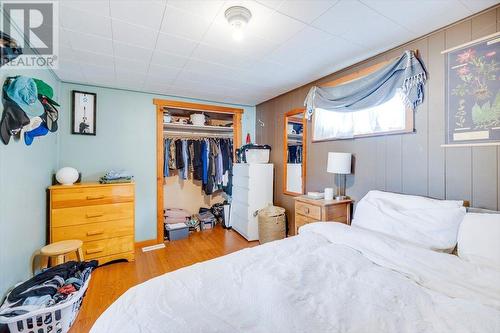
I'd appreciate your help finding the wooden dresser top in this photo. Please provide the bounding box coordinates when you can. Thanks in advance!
[48,182,135,190]
[294,196,352,207]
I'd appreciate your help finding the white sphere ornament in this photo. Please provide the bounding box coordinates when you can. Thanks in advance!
[56,167,79,185]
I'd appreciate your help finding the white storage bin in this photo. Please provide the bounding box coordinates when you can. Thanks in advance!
[245,149,270,163]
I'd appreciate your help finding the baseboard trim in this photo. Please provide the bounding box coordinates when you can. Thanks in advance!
[135,239,159,249]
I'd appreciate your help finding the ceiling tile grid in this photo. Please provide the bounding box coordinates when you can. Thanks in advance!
[53,0,499,105]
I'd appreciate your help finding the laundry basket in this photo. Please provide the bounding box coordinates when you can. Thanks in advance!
[0,276,90,333]
[258,205,286,244]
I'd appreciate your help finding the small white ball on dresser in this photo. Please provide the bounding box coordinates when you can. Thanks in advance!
[55,167,79,185]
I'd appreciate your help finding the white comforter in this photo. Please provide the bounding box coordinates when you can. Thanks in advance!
[91,223,500,333]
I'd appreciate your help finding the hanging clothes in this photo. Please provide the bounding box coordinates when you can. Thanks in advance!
[181,140,189,180]
[193,140,203,181]
[163,137,234,196]
[163,138,171,177]
[169,140,176,170]
[175,140,184,170]
[201,139,209,185]
[216,140,223,185]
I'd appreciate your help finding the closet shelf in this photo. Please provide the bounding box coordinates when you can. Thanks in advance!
[163,123,233,133]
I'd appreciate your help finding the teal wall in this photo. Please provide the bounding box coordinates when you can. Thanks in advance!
[0,77,255,298]
[0,69,60,298]
[58,83,255,242]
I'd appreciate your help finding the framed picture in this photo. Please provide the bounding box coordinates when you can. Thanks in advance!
[445,32,500,146]
[72,90,96,135]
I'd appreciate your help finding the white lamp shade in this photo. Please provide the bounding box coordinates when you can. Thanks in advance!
[327,152,351,174]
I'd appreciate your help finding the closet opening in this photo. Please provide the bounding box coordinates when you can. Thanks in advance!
[154,99,244,244]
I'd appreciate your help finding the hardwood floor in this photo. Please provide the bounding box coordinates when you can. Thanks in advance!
[70,226,257,333]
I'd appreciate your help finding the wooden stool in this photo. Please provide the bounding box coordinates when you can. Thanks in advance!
[40,239,84,268]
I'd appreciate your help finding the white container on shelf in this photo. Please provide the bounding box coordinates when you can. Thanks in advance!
[190,113,206,126]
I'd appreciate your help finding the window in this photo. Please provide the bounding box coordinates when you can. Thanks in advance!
[312,90,413,141]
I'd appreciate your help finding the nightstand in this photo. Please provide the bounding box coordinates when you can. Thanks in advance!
[293,196,352,235]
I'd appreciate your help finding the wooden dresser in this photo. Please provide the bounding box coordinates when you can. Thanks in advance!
[48,182,135,265]
[293,196,352,235]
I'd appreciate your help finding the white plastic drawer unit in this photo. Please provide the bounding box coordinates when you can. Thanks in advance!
[231,163,274,241]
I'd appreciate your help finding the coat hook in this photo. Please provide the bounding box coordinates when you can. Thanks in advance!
[258,119,265,127]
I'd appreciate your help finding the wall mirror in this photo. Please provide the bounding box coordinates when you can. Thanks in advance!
[283,108,307,196]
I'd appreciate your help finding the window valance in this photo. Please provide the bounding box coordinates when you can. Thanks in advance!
[304,50,427,120]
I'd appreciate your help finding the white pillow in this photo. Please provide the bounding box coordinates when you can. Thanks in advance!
[457,213,500,269]
[352,190,466,251]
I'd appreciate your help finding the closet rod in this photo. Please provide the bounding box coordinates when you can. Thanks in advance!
[163,131,233,139]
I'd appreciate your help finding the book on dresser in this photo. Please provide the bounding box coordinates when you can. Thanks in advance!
[48,182,135,265]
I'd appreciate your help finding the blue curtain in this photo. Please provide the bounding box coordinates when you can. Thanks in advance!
[304,50,427,119]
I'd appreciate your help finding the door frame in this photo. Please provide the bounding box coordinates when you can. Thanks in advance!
[153,99,244,244]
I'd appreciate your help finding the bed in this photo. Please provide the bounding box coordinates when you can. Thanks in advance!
[90,191,500,333]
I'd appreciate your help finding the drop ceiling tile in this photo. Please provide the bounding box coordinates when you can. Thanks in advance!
[113,42,153,62]
[183,58,241,79]
[110,0,166,30]
[60,5,112,39]
[62,29,114,55]
[190,44,257,69]
[360,0,471,34]
[81,64,115,83]
[267,25,333,63]
[166,0,224,20]
[459,0,499,12]
[58,46,79,62]
[54,69,86,83]
[60,0,110,16]
[277,0,338,24]
[114,56,149,73]
[201,21,278,58]
[150,50,189,68]
[155,33,198,57]
[142,80,174,94]
[312,0,381,36]
[161,5,213,41]
[251,11,306,44]
[74,49,115,68]
[112,20,158,50]
[57,59,83,73]
[148,63,181,81]
[255,0,285,10]
[115,69,147,84]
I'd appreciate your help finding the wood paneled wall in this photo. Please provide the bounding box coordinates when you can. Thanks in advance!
[256,6,500,226]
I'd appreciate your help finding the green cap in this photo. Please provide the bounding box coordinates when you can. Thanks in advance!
[33,78,60,106]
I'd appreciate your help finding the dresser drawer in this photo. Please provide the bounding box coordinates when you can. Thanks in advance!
[295,201,321,220]
[52,218,134,243]
[51,202,134,227]
[83,235,134,260]
[325,203,349,220]
[51,185,134,209]
[295,214,319,233]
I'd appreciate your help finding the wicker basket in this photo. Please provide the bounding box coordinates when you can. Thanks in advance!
[258,205,286,244]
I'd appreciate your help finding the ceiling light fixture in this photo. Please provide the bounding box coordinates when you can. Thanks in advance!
[225,6,252,42]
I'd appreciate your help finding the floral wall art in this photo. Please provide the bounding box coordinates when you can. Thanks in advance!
[446,34,499,145]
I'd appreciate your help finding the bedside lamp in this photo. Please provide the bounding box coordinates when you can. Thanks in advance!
[327,152,352,200]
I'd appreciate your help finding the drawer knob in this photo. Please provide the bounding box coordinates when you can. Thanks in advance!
[86,213,104,218]
[87,230,104,236]
[86,195,104,200]
[304,207,310,214]
[86,248,104,255]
